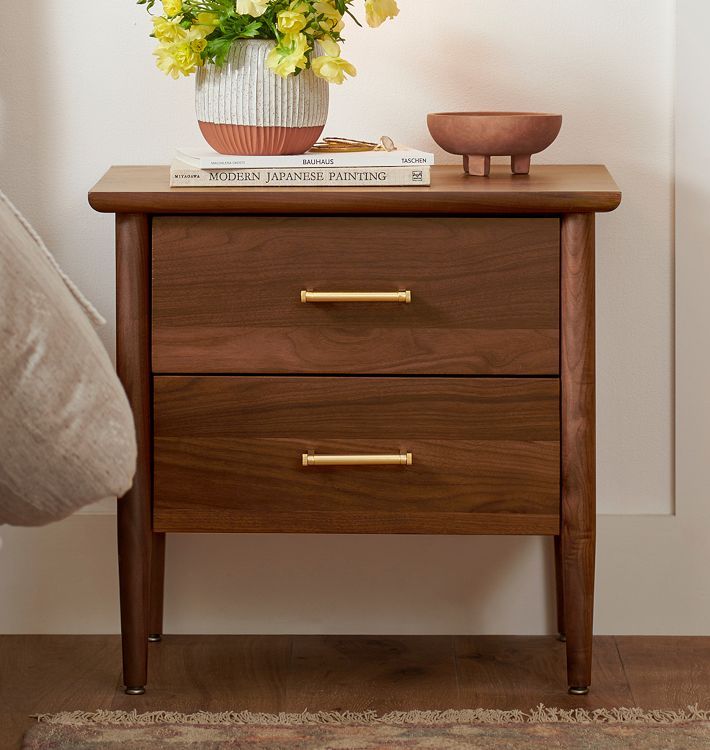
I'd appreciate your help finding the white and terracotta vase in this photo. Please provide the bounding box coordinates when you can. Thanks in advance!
[195,39,329,155]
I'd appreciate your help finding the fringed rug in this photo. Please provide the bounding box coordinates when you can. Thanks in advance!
[23,706,710,749]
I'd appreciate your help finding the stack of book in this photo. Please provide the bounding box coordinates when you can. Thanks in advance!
[170,145,434,188]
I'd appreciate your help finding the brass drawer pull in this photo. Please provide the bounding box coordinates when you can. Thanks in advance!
[302,452,413,467]
[301,291,412,304]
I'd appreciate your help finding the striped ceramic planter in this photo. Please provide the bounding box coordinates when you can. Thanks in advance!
[195,39,329,155]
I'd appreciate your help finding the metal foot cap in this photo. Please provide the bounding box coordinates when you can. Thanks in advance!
[148,634,162,642]
[125,686,146,696]
[568,686,590,696]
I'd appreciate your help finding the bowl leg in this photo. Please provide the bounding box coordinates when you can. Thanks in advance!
[463,155,491,177]
[511,154,531,175]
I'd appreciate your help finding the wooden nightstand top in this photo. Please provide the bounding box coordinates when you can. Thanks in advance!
[89,164,621,215]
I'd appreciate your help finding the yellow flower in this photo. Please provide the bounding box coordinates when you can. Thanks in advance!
[312,41,356,84]
[152,16,184,43]
[277,10,308,35]
[185,26,209,52]
[316,37,340,57]
[196,11,219,26]
[313,1,344,32]
[161,0,183,18]
[236,0,270,17]
[364,0,399,28]
[194,12,220,35]
[266,34,310,77]
[154,39,203,78]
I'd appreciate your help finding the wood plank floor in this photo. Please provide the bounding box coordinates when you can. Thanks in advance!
[2,635,709,748]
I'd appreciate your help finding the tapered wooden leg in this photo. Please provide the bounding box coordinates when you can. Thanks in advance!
[116,213,152,695]
[149,533,166,642]
[117,490,150,694]
[560,213,596,695]
[553,535,566,641]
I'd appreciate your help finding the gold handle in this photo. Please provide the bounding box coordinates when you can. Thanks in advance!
[302,452,413,467]
[301,291,412,304]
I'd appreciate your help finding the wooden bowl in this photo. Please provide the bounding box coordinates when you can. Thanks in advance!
[427,111,562,176]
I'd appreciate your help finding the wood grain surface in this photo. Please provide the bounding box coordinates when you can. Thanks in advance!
[289,636,459,712]
[560,213,596,692]
[115,213,153,693]
[454,636,632,710]
[615,636,710,707]
[554,535,566,637]
[5,634,706,747]
[89,164,622,215]
[152,217,559,375]
[153,376,560,439]
[153,376,560,534]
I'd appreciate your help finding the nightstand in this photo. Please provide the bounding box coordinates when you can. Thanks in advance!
[89,164,621,695]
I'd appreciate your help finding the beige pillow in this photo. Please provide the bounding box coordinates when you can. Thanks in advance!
[0,190,136,526]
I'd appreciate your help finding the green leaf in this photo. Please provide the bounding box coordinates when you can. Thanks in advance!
[206,36,234,66]
[240,20,263,38]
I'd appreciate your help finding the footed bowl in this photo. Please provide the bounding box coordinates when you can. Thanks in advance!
[427,111,562,176]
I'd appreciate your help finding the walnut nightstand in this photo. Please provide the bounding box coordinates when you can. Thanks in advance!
[89,164,621,695]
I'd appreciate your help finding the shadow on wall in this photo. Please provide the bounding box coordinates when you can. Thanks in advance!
[161,534,559,635]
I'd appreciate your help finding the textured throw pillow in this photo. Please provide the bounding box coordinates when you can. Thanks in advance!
[0,189,136,526]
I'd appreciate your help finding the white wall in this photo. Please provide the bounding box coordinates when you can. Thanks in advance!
[0,0,696,635]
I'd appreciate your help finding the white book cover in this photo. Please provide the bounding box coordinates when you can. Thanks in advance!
[169,160,431,188]
[176,145,435,170]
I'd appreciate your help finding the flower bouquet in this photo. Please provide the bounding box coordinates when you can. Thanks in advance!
[139,0,400,83]
[137,0,400,154]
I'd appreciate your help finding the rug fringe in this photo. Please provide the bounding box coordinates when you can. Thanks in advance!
[32,705,710,727]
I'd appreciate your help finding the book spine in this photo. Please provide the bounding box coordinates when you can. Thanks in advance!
[193,153,434,169]
[170,166,431,188]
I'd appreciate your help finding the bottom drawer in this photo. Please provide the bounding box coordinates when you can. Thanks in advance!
[153,376,560,535]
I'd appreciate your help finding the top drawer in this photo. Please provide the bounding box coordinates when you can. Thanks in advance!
[152,217,559,375]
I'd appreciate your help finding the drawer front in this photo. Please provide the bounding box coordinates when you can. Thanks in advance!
[153,377,560,535]
[152,217,559,375]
